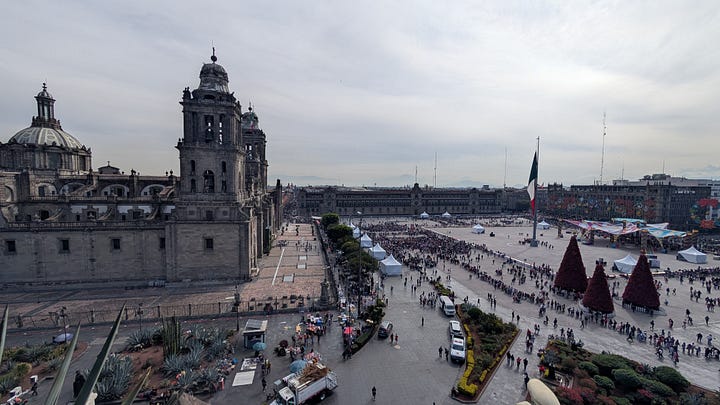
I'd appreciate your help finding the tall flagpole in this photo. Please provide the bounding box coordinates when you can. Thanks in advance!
[531,137,539,247]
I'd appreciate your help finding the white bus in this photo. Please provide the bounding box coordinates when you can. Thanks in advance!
[439,296,455,316]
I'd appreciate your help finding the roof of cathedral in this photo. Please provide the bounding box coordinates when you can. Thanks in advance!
[10,126,85,150]
[198,49,229,93]
[36,83,53,99]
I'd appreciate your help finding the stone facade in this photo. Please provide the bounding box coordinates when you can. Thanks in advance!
[295,183,523,217]
[0,54,281,285]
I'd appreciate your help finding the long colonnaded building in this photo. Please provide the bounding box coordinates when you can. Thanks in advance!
[0,54,281,285]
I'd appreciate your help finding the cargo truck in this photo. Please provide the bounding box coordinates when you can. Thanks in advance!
[270,362,338,405]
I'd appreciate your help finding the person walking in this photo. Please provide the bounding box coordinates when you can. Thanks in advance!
[439,346,443,358]
[31,381,38,396]
[421,316,424,327]
[523,357,528,371]
[262,377,267,392]
[372,386,377,401]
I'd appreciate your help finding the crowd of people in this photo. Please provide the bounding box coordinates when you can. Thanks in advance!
[362,218,720,377]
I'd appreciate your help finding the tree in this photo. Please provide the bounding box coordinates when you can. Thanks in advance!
[327,224,353,245]
[582,263,614,314]
[622,254,660,310]
[320,213,340,228]
[554,236,588,293]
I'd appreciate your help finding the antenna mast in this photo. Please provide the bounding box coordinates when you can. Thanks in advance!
[600,112,606,185]
[415,165,418,184]
[434,152,437,188]
[503,147,508,188]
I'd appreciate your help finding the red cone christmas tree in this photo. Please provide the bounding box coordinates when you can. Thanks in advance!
[622,254,660,310]
[554,235,588,293]
[582,263,614,314]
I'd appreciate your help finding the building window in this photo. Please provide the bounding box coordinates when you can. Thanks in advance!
[221,161,227,173]
[5,240,16,254]
[204,238,214,250]
[111,238,121,250]
[190,179,197,193]
[205,210,214,221]
[190,160,196,175]
[132,211,142,220]
[159,237,166,249]
[203,170,215,193]
[204,115,214,142]
[38,186,46,197]
[221,180,227,192]
[60,239,70,253]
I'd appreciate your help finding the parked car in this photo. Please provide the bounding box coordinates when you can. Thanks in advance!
[449,320,463,338]
[378,320,393,338]
[450,337,466,363]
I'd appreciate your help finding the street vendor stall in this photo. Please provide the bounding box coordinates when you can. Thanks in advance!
[242,319,268,349]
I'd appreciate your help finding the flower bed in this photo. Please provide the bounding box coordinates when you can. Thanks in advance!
[538,340,712,405]
[429,281,517,400]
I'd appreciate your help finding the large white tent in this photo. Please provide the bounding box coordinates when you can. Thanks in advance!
[360,233,373,248]
[537,221,551,230]
[613,254,637,274]
[352,227,361,238]
[441,211,452,218]
[369,243,387,260]
[472,224,485,234]
[677,246,707,264]
[419,211,430,219]
[380,254,402,276]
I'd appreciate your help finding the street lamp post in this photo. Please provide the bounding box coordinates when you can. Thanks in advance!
[137,303,144,331]
[356,211,363,319]
[234,285,241,332]
[59,306,68,344]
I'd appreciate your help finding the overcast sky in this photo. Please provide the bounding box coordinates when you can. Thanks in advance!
[1,1,719,188]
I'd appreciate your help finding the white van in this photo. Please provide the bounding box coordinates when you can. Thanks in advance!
[439,296,455,316]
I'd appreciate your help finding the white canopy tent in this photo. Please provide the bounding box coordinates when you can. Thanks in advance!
[472,224,485,234]
[677,246,707,264]
[369,243,387,260]
[441,211,452,218]
[613,254,637,274]
[380,254,402,276]
[419,212,430,219]
[537,221,551,230]
[352,227,361,238]
[360,233,373,248]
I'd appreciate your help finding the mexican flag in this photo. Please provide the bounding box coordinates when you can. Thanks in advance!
[527,152,538,212]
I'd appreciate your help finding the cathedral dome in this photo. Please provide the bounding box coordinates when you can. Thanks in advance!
[198,51,229,93]
[10,126,85,150]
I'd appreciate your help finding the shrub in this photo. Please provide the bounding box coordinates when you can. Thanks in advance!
[555,386,584,405]
[11,362,32,378]
[579,361,599,376]
[467,307,482,321]
[593,375,615,392]
[560,356,577,371]
[611,397,632,405]
[456,376,477,397]
[576,378,597,391]
[612,368,643,389]
[643,379,674,397]
[592,353,631,376]
[0,375,18,395]
[653,366,689,392]
[577,386,596,404]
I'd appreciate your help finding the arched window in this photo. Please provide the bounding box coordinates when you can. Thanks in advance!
[203,170,215,193]
[190,160,196,174]
[190,179,197,192]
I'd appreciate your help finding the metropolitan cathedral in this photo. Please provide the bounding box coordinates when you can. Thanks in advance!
[0,53,281,285]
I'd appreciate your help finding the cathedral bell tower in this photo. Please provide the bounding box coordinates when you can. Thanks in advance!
[168,51,255,282]
[175,51,246,212]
